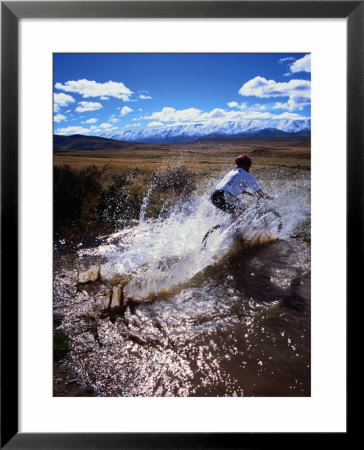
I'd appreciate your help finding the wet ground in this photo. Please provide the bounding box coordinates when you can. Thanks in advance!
[54,213,310,396]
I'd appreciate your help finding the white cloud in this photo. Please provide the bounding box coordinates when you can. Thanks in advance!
[99,123,112,129]
[227,101,238,108]
[276,112,307,120]
[239,76,310,110]
[139,94,152,100]
[290,54,311,73]
[197,106,270,122]
[124,123,142,128]
[55,79,133,100]
[198,108,227,121]
[273,95,311,111]
[100,96,109,100]
[239,76,310,98]
[109,115,119,123]
[54,93,75,112]
[273,102,288,110]
[54,92,75,106]
[82,118,98,124]
[121,106,133,116]
[138,108,143,112]
[279,56,295,65]
[141,98,309,130]
[55,125,90,135]
[53,114,67,123]
[146,107,307,128]
[224,110,306,121]
[145,107,202,122]
[239,102,248,110]
[250,103,266,111]
[89,125,118,133]
[75,101,103,113]
[199,109,256,121]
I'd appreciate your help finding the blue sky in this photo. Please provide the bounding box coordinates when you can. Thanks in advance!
[54,53,311,136]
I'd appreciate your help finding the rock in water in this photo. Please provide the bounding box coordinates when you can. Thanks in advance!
[93,294,111,312]
[88,265,101,282]
[78,265,101,284]
[110,285,124,309]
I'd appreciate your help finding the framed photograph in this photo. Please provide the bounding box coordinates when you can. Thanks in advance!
[2,1,359,448]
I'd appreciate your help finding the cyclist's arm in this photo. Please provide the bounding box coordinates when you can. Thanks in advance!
[256,189,274,200]
[240,186,272,199]
[247,174,272,199]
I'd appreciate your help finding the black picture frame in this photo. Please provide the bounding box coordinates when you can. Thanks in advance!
[1,1,359,448]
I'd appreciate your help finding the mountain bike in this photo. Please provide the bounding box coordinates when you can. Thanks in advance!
[202,196,282,248]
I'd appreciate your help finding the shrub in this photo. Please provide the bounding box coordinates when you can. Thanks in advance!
[54,165,104,229]
[152,166,196,196]
[54,164,197,234]
[97,172,143,223]
[53,330,69,362]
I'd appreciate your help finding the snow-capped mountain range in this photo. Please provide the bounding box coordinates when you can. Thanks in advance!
[101,119,311,144]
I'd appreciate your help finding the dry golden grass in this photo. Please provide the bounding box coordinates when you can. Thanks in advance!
[54,136,311,177]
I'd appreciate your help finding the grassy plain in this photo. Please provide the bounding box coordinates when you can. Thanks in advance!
[54,136,310,179]
[53,136,310,238]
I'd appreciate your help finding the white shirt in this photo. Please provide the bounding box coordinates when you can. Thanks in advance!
[215,167,261,196]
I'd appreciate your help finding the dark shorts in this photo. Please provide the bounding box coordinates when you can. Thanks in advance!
[211,190,239,214]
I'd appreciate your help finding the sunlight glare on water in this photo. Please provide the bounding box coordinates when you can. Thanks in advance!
[79,178,309,302]
[54,176,311,397]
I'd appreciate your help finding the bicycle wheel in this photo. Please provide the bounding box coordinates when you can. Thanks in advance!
[201,224,221,248]
[252,208,282,236]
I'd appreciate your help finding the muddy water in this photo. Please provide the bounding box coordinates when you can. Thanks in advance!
[54,178,310,396]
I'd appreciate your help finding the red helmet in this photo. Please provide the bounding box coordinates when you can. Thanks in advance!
[235,154,252,166]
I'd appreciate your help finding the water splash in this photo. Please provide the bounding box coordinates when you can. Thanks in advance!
[139,186,153,225]
[79,177,310,302]
[56,174,311,397]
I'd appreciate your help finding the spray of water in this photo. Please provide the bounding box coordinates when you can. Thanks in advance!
[79,177,310,302]
[139,186,154,225]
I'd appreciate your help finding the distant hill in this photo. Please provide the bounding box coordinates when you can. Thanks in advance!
[191,135,310,147]
[101,118,311,144]
[54,127,311,152]
[53,134,137,152]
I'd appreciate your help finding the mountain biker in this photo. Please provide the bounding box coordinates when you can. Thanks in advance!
[211,154,273,217]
